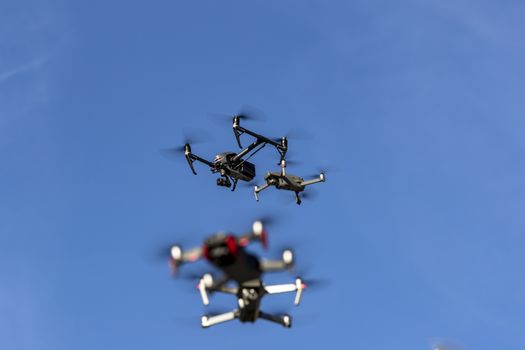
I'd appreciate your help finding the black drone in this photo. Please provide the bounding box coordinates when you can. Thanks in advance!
[167,112,327,203]
[167,220,307,328]
[180,116,287,191]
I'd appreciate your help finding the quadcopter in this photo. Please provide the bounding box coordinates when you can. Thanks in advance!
[167,220,307,328]
[179,116,288,191]
[254,159,326,205]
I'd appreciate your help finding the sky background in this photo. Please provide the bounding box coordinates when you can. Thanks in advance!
[1,0,525,349]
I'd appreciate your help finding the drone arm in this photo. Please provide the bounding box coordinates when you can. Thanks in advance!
[264,278,305,305]
[169,246,203,276]
[182,144,214,175]
[197,274,236,306]
[238,220,268,248]
[300,173,326,187]
[181,247,203,262]
[260,260,288,272]
[215,286,237,295]
[231,139,264,162]
[232,118,287,158]
[189,154,214,167]
[201,310,239,328]
[258,311,291,327]
[254,182,270,202]
[234,124,283,149]
[261,249,293,272]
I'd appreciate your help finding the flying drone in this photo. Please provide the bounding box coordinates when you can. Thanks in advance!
[254,159,326,205]
[175,116,288,191]
[167,220,307,328]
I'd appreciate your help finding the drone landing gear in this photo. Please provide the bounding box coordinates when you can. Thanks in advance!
[200,310,291,328]
[295,192,302,205]
[259,311,292,328]
[197,274,234,306]
[201,310,239,328]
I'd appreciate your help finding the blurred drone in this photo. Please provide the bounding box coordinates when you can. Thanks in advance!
[254,159,326,205]
[167,220,306,328]
[171,115,287,191]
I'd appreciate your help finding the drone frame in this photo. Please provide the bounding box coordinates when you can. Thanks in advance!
[199,275,305,328]
[168,220,272,276]
[182,116,289,191]
[254,159,326,204]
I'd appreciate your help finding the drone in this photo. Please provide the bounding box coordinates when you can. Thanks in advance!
[254,159,326,205]
[167,220,307,328]
[180,116,288,191]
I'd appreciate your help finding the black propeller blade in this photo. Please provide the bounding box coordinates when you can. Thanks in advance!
[273,128,313,142]
[237,180,258,188]
[301,190,317,200]
[306,165,339,178]
[209,105,266,123]
[255,214,280,227]
[161,128,211,159]
[430,341,462,350]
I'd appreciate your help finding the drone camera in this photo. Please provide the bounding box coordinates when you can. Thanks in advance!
[216,177,232,188]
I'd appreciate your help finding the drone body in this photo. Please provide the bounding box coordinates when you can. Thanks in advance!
[181,116,287,191]
[254,160,326,204]
[168,220,305,328]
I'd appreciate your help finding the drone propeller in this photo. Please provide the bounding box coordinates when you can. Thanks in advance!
[204,307,234,316]
[262,305,319,328]
[280,153,302,166]
[306,165,339,178]
[160,129,211,158]
[290,265,330,289]
[149,236,203,276]
[301,191,317,200]
[278,188,317,205]
[254,214,279,227]
[209,105,266,123]
[237,180,258,189]
[160,146,186,159]
[272,128,313,143]
[149,241,180,264]
[430,340,462,350]
[300,277,329,289]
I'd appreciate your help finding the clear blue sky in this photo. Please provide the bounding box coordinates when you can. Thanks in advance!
[2,1,525,349]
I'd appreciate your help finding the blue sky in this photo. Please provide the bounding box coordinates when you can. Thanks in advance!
[2,0,525,349]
